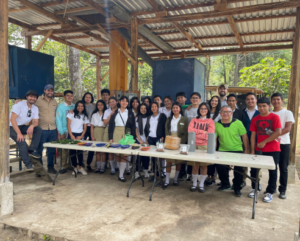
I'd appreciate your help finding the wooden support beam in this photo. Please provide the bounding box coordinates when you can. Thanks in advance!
[9,6,29,13]
[55,6,94,15]
[0,0,10,184]
[146,0,163,12]
[96,56,101,100]
[34,23,61,28]
[131,17,139,91]
[25,36,32,50]
[9,18,36,30]
[101,70,109,82]
[181,51,186,59]
[35,29,54,52]
[80,0,116,21]
[61,36,90,40]
[14,0,66,24]
[287,7,300,167]
[85,45,108,48]
[138,0,300,25]
[95,24,136,64]
[84,31,109,45]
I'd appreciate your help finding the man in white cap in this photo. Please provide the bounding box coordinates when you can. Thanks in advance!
[35,84,58,174]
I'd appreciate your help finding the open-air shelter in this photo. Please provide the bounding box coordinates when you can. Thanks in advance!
[0,0,299,217]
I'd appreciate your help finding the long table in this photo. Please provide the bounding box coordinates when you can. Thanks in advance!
[44,142,275,219]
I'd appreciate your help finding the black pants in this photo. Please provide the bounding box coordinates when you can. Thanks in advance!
[215,151,244,191]
[83,126,94,166]
[207,164,216,176]
[251,151,280,194]
[147,136,160,176]
[68,132,83,167]
[279,144,290,192]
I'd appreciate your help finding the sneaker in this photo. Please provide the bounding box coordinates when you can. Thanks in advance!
[186,175,192,182]
[25,165,33,171]
[94,168,100,173]
[248,189,260,198]
[72,168,78,175]
[205,177,214,186]
[78,168,87,175]
[217,185,231,191]
[47,167,57,174]
[144,170,149,178]
[199,187,205,193]
[279,191,286,199]
[263,193,273,203]
[240,181,246,189]
[264,189,276,194]
[28,151,41,159]
[234,190,242,197]
[87,166,93,172]
[126,170,131,175]
[190,186,197,192]
[135,171,140,179]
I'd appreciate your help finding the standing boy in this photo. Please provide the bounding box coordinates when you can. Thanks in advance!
[176,92,189,110]
[101,89,110,109]
[271,93,295,199]
[249,97,282,203]
[153,95,163,108]
[56,90,75,173]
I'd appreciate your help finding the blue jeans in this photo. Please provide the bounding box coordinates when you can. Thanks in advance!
[37,129,57,168]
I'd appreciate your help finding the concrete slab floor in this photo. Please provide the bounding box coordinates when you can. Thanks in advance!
[1,158,300,241]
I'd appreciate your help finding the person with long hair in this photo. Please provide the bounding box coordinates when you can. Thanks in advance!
[164,102,188,188]
[144,102,167,185]
[159,96,173,118]
[103,97,118,175]
[109,96,136,182]
[81,92,96,171]
[129,97,140,118]
[91,100,107,173]
[188,102,215,193]
[67,101,89,175]
[143,96,152,107]
[135,103,151,179]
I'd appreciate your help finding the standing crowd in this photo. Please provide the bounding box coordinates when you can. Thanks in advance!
[9,83,294,203]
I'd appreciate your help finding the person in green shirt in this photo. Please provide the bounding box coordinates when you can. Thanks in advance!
[176,92,189,110]
[215,105,249,197]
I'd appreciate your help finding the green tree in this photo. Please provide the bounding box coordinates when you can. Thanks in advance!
[238,57,291,96]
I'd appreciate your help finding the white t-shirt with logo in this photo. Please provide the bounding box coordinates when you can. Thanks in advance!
[272,109,295,144]
[9,101,39,126]
[67,113,89,133]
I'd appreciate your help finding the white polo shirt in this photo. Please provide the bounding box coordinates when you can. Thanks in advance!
[91,112,105,127]
[9,101,39,126]
[171,114,181,133]
[67,113,89,133]
[115,109,128,127]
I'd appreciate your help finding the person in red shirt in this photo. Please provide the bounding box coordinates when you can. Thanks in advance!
[249,97,282,203]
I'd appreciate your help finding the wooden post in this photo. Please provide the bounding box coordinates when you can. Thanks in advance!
[0,0,14,216]
[35,29,54,52]
[96,56,101,100]
[131,17,139,91]
[25,36,32,50]
[287,7,300,184]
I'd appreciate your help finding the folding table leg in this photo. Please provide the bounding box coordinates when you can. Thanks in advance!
[138,156,144,187]
[53,149,63,186]
[149,157,158,201]
[127,155,137,197]
[252,168,260,219]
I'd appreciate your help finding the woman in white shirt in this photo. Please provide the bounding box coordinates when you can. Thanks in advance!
[159,95,173,118]
[67,101,89,175]
[103,97,118,175]
[129,97,140,118]
[91,100,107,173]
[135,103,151,179]
[109,96,136,182]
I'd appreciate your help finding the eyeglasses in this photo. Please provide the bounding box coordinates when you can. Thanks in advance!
[191,97,199,100]
[200,108,207,111]
[27,110,31,117]
[220,111,232,114]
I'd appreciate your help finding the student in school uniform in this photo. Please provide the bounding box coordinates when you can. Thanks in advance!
[159,96,173,118]
[144,102,167,186]
[188,102,215,193]
[176,92,189,110]
[109,96,136,182]
[67,101,89,175]
[103,97,118,174]
[164,102,188,188]
[101,89,111,109]
[135,103,151,179]
[143,97,152,107]
[154,95,163,108]
[271,93,295,199]
[91,100,107,173]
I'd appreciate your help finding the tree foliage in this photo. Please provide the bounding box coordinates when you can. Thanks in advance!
[238,57,291,96]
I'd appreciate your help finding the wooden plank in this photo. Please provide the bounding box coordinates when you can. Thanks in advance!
[15,0,66,24]
[138,0,300,25]
[96,56,101,100]
[9,6,29,13]
[55,6,94,15]
[9,157,22,164]
[226,15,243,48]
[80,0,116,21]
[61,35,90,40]
[35,29,54,52]
[131,17,139,91]
[146,0,163,11]
[101,70,109,82]
[9,18,36,30]
[181,51,186,59]
[85,45,108,48]
[25,36,32,50]
[34,23,61,28]
[287,7,300,166]
[0,0,10,182]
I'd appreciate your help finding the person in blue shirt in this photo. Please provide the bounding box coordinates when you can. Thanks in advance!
[55,90,75,174]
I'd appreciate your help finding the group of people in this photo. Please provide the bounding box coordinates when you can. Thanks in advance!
[9,83,294,203]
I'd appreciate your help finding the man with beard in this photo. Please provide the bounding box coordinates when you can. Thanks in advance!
[10,90,42,169]
[218,84,229,107]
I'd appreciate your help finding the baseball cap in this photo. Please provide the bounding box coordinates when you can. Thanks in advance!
[218,83,228,89]
[25,90,39,98]
[44,84,54,90]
